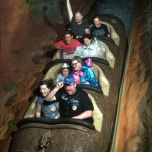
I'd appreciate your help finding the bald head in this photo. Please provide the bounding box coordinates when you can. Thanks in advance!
[74,11,83,24]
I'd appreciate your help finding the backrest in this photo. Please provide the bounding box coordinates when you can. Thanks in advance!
[90,22,120,46]
[24,96,38,118]
[52,43,115,68]
[23,93,103,132]
[88,93,103,132]
[43,63,109,96]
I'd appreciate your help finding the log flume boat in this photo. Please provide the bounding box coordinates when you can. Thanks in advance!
[9,14,126,152]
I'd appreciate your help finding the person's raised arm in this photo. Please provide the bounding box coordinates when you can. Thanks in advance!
[45,82,64,101]
[66,0,73,22]
[72,110,92,119]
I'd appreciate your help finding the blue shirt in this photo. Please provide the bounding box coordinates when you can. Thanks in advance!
[37,96,59,119]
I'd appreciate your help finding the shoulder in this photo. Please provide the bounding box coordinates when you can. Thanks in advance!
[55,40,64,45]
[77,88,88,95]
[101,24,108,28]
[72,39,82,45]
[82,21,90,26]
[37,96,44,104]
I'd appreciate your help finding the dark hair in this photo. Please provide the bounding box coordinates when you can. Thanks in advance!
[92,15,101,21]
[64,30,73,37]
[39,79,53,90]
[82,34,93,41]
[92,15,102,26]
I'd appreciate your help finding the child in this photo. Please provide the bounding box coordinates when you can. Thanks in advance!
[36,79,60,119]
[54,63,70,85]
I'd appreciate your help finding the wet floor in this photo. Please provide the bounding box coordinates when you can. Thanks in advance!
[97,0,137,36]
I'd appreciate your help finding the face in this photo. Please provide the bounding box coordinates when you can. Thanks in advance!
[93,18,101,27]
[75,13,83,24]
[64,34,73,44]
[64,83,76,95]
[71,60,82,72]
[61,68,69,76]
[40,85,50,97]
[83,38,92,47]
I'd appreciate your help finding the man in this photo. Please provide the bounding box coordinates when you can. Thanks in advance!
[66,0,90,42]
[91,15,111,38]
[70,56,99,87]
[55,30,82,57]
[45,75,94,122]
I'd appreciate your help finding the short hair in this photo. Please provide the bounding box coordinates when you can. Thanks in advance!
[64,30,73,37]
[39,79,53,90]
[82,34,93,41]
[75,11,83,16]
[92,15,101,23]
[71,56,82,64]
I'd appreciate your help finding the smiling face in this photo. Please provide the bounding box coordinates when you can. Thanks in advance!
[64,34,73,44]
[64,83,76,95]
[75,12,83,24]
[93,17,101,27]
[83,38,92,47]
[61,68,69,76]
[71,60,82,72]
[40,84,50,97]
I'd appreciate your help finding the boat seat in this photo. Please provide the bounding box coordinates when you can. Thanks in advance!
[24,94,102,132]
[52,40,115,68]
[43,63,110,96]
[90,21,120,46]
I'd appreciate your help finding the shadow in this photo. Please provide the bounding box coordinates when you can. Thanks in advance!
[45,48,57,58]
[43,5,57,32]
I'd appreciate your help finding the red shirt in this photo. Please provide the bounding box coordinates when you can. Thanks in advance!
[55,39,82,54]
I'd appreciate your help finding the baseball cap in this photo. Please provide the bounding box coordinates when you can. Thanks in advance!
[64,75,76,85]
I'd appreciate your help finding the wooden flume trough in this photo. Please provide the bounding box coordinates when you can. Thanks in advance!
[9,14,126,152]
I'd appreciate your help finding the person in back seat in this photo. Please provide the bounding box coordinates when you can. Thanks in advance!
[91,15,110,38]
[55,30,82,58]
[63,34,106,60]
[66,0,90,43]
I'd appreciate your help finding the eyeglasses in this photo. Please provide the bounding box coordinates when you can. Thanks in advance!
[71,62,78,66]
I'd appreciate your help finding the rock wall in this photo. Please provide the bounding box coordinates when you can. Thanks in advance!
[0,0,88,151]
[113,1,152,151]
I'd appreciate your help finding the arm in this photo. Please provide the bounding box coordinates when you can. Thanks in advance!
[55,41,62,50]
[107,34,111,38]
[35,104,42,117]
[72,110,92,119]
[45,82,64,101]
[66,0,73,22]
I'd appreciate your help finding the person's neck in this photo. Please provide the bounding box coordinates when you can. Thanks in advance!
[96,24,101,28]
[77,21,82,25]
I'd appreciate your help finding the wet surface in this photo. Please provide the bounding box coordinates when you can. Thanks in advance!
[97,0,137,36]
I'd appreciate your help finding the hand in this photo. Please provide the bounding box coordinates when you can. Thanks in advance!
[56,82,64,89]
[76,36,79,39]
[55,46,62,50]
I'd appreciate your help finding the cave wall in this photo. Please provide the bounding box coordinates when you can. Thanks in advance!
[112,1,152,152]
[0,0,88,151]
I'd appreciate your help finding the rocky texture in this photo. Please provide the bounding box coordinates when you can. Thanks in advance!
[112,1,152,152]
[0,0,88,151]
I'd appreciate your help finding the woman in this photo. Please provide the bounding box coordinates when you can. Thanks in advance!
[36,79,60,119]
[91,15,110,38]
[63,34,106,59]
[69,56,99,87]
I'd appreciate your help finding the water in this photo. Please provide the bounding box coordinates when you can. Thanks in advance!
[97,0,137,36]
